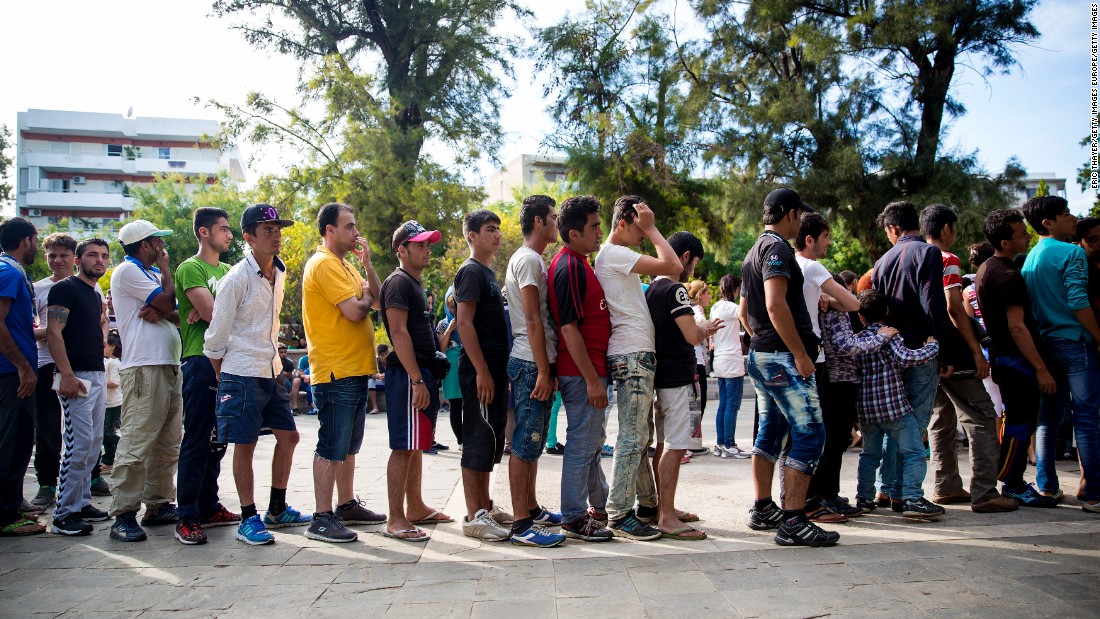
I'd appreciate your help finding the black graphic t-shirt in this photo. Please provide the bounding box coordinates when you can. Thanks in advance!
[646,277,697,389]
[742,231,819,358]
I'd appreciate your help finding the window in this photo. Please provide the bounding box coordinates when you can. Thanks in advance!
[106,144,123,157]
[49,142,71,155]
[47,179,69,193]
[158,147,171,160]
[168,160,186,169]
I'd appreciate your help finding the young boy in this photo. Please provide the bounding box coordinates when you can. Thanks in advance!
[852,289,945,519]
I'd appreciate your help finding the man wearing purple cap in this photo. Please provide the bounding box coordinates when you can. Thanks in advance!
[109,219,182,542]
[379,220,453,541]
[204,204,308,546]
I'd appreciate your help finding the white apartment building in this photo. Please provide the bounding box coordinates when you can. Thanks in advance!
[1013,173,1068,207]
[15,109,244,231]
[485,153,569,204]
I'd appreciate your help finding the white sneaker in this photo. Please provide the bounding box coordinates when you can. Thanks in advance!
[712,445,723,457]
[487,501,513,525]
[462,509,510,541]
[723,446,751,459]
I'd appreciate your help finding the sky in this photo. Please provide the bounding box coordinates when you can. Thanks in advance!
[1,0,1093,213]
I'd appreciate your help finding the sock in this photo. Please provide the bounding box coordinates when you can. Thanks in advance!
[511,517,534,535]
[269,488,287,515]
[529,507,543,520]
[754,497,773,511]
[241,504,257,519]
[337,498,355,511]
[782,509,803,523]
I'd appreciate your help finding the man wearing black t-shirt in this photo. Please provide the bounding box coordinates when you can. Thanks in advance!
[646,231,722,540]
[742,188,837,547]
[453,209,513,541]
[46,238,112,535]
[380,221,453,541]
[976,210,1058,508]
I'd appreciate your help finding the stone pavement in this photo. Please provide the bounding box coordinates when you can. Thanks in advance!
[3,396,1099,618]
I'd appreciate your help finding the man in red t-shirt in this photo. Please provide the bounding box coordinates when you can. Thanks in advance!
[548,195,613,543]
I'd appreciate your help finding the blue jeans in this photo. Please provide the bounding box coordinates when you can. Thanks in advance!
[177,356,227,521]
[857,413,926,501]
[1036,389,1070,494]
[606,352,657,520]
[716,376,744,448]
[747,351,824,474]
[879,360,939,498]
[558,375,610,524]
[1043,338,1100,500]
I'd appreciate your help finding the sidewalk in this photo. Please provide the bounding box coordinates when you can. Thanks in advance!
[3,397,1098,618]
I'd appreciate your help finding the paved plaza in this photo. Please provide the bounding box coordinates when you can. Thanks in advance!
[2,395,1099,618]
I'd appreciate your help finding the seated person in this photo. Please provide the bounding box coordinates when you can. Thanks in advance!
[290,354,315,414]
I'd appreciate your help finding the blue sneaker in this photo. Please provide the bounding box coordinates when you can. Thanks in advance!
[601,444,614,458]
[532,506,562,527]
[510,524,566,547]
[263,505,312,529]
[1002,483,1058,508]
[236,514,274,545]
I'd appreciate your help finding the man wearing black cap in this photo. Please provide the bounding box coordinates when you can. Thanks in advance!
[204,204,310,546]
[742,188,839,547]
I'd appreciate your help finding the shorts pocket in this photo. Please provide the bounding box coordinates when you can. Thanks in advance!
[215,378,246,419]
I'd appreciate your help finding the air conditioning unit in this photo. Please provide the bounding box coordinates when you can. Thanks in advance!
[72,176,86,185]
[29,209,42,217]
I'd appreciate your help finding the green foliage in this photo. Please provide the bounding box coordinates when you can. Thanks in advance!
[1034,178,1049,198]
[0,125,12,209]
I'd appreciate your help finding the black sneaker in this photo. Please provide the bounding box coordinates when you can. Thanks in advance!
[80,504,110,522]
[90,477,111,497]
[635,504,658,524]
[141,503,179,526]
[855,497,878,513]
[30,485,56,509]
[51,513,93,536]
[748,500,784,530]
[822,497,864,518]
[305,511,358,543]
[562,514,613,542]
[432,441,450,451]
[902,498,945,519]
[891,499,904,513]
[774,515,840,547]
[608,510,662,541]
[110,512,147,542]
[545,443,565,455]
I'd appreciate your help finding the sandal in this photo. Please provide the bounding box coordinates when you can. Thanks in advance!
[677,510,700,523]
[411,510,454,525]
[660,525,707,540]
[806,507,849,523]
[381,527,430,542]
[0,517,45,536]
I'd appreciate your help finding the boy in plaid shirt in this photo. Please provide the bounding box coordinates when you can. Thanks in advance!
[852,290,944,519]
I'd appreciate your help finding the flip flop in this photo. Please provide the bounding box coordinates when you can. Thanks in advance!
[381,527,430,542]
[660,526,707,541]
[677,510,700,523]
[411,510,454,525]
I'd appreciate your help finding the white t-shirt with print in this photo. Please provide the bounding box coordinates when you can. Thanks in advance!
[795,255,831,363]
[594,242,654,356]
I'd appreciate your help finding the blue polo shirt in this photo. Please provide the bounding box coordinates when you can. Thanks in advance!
[0,261,38,375]
[1021,236,1092,342]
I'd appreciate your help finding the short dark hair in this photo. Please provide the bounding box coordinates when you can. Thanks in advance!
[858,289,889,323]
[76,238,110,259]
[794,213,830,251]
[1078,217,1100,241]
[839,270,858,287]
[719,274,742,302]
[317,202,353,237]
[668,231,704,261]
[42,232,77,254]
[558,195,601,244]
[464,209,502,237]
[611,195,643,229]
[0,217,36,253]
[520,195,555,236]
[967,242,994,268]
[919,204,958,240]
[242,223,257,237]
[1022,196,1069,236]
[122,240,144,257]
[876,201,919,231]
[194,207,230,240]
[983,208,1025,251]
[106,330,122,359]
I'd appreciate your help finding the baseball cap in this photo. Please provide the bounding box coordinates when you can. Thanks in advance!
[118,220,172,245]
[392,220,442,251]
[241,204,295,230]
[763,188,815,217]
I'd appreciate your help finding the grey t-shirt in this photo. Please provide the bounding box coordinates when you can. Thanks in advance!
[504,245,557,363]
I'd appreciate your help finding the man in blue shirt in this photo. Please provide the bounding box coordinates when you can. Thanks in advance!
[1020,196,1100,513]
[0,217,43,536]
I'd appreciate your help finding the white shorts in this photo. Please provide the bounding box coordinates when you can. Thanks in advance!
[655,384,703,450]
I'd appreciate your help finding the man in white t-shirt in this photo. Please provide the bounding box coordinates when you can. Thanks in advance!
[594,197,682,540]
[792,213,861,522]
[108,220,183,542]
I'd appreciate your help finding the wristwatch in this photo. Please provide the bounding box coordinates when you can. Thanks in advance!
[411,378,425,385]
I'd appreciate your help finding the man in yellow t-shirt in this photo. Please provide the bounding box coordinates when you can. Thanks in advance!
[301,202,386,543]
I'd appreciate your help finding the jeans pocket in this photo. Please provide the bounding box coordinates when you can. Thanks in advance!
[762,364,790,389]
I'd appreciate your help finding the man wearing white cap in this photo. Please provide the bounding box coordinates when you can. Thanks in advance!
[108,219,183,542]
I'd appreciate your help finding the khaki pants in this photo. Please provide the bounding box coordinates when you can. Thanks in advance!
[109,365,183,517]
[929,376,1001,504]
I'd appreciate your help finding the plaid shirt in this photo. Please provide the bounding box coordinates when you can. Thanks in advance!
[855,324,939,424]
[820,308,889,383]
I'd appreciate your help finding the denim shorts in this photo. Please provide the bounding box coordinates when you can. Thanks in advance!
[507,356,553,463]
[312,375,368,461]
[215,374,296,444]
[747,350,825,474]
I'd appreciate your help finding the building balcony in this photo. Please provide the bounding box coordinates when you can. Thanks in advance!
[22,151,136,174]
[23,191,134,211]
